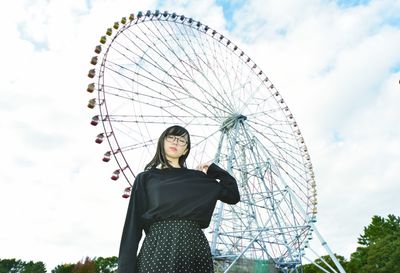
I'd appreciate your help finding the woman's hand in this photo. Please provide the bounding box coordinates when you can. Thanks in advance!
[197,162,211,173]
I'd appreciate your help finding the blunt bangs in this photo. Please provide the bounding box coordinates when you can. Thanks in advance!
[165,125,189,138]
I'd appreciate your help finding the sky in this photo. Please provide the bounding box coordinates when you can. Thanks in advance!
[1,0,399,271]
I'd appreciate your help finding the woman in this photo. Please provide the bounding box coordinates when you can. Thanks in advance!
[118,125,240,273]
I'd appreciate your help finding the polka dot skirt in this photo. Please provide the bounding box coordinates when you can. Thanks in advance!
[137,219,214,273]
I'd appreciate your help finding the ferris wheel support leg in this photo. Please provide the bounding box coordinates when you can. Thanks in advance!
[309,222,347,273]
[284,186,346,273]
[302,256,333,273]
[210,118,242,255]
[210,202,224,255]
[210,133,225,255]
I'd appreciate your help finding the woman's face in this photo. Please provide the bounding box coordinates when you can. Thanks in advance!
[163,134,188,162]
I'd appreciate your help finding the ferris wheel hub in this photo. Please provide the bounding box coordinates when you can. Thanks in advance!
[221,114,247,132]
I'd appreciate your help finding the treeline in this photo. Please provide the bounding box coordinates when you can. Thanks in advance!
[0,257,117,273]
[1,214,399,273]
[303,214,400,273]
[0,259,46,273]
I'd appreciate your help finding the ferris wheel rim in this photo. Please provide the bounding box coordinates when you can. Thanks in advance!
[87,9,318,270]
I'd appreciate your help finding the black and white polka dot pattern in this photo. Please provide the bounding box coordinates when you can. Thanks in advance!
[137,219,214,273]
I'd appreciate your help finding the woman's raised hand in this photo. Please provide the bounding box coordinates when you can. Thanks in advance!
[197,162,211,173]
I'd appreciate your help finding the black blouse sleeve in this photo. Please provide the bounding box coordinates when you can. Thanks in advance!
[207,163,240,204]
[118,173,147,273]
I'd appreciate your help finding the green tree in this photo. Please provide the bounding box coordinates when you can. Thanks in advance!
[0,259,21,273]
[347,214,400,273]
[302,254,348,273]
[0,259,45,273]
[51,256,119,273]
[93,257,117,273]
[0,259,25,273]
[358,214,400,246]
[0,259,18,273]
[51,264,74,273]
[21,261,46,273]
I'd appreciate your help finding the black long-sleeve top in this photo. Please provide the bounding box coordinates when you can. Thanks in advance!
[117,163,240,273]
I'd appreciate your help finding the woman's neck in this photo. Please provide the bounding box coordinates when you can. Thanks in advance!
[169,162,180,168]
[166,157,180,168]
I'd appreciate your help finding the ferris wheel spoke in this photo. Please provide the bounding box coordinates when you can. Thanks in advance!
[166,22,240,111]
[136,21,235,117]
[119,26,214,105]
[152,21,208,77]
[107,40,229,120]
[176,25,243,113]
[101,71,229,125]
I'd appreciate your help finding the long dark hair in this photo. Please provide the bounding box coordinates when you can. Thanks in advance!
[145,125,191,170]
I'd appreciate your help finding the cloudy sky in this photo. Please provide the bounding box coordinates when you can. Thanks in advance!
[1,0,399,270]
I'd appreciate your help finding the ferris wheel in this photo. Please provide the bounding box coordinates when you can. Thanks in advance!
[86,10,345,273]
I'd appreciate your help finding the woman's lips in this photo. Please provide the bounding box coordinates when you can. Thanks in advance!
[169,147,177,152]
